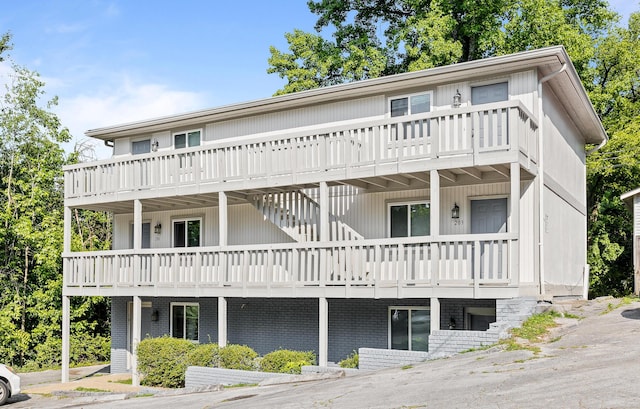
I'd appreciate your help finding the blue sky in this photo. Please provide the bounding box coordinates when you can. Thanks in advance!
[0,1,638,159]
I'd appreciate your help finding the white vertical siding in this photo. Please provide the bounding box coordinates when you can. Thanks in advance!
[206,96,385,141]
[509,70,537,113]
[542,90,586,205]
[436,82,469,109]
[112,204,292,250]
[544,186,586,292]
[519,180,536,283]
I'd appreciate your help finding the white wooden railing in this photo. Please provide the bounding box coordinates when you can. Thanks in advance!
[64,234,515,290]
[64,101,538,199]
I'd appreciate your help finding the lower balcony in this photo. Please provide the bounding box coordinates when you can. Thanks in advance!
[63,234,523,299]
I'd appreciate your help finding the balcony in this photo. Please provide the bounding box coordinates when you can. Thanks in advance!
[63,234,520,299]
[64,101,539,205]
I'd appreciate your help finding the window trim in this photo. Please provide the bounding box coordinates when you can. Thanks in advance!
[387,200,431,238]
[388,306,431,351]
[170,302,200,342]
[388,91,433,117]
[172,217,203,248]
[173,128,202,149]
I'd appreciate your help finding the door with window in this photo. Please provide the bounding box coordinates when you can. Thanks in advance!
[471,198,507,279]
[471,82,509,149]
[389,307,430,352]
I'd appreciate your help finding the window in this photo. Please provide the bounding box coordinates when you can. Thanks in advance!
[171,303,199,341]
[389,202,430,237]
[389,307,430,351]
[174,130,201,149]
[471,82,508,105]
[390,93,431,117]
[389,92,432,140]
[132,139,151,155]
[173,218,201,247]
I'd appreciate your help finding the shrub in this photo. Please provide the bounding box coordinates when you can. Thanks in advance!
[338,351,359,369]
[137,336,195,388]
[29,333,111,371]
[187,343,220,368]
[260,349,316,374]
[219,344,258,370]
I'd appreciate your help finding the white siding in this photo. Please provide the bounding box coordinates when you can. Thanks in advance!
[544,186,586,293]
[509,70,537,113]
[206,96,385,142]
[112,204,291,250]
[543,88,586,206]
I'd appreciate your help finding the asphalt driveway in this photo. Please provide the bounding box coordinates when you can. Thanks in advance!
[8,297,640,409]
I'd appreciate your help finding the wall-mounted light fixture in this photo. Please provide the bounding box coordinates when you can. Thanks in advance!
[151,139,159,152]
[453,89,462,108]
[151,310,159,322]
[154,223,162,234]
[451,203,460,219]
[448,317,456,330]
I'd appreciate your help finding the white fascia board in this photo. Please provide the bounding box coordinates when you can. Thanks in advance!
[86,46,604,144]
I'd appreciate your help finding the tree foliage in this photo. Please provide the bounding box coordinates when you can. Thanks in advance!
[268,2,640,295]
[268,0,616,93]
[0,33,111,368]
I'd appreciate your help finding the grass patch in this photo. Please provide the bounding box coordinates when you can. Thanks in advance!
[401,364,413,370]
[510,311,560,343]
[134,393,155,398]
[461,344,493,354]
[74,387,109,393]
[109,378,132,385]
[601,296,637,315]
[224,383,258,389]
[498,338,541,354]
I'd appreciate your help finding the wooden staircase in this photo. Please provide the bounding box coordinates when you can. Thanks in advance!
[252,190,363,242]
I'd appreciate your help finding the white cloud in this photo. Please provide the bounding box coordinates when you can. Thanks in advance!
[56,78,208,159]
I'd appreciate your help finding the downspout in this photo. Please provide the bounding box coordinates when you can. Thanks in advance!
[537,62,567,296]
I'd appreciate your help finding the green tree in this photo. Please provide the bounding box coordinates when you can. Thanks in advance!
[268,0,616,94]
[0,33,111,367]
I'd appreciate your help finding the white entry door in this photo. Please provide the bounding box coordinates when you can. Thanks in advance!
[471,198,507,279]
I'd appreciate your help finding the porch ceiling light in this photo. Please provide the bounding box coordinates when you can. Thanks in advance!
[451,203,460,219]
[151,139,159,152]
[453,89,462,108]
[154,223,162,234]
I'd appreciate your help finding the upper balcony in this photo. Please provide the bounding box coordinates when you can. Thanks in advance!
[64,100,539,207]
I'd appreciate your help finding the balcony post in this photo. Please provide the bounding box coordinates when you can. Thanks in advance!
[219,192,228,246]
[319,182,329,286]
[63,206,72,286]
[430,297,440,335]
[133,199,142,286]
[430,170,440,285]
[319,297,328,367]
[510,162,520,284]
[61,295,70,383]
[218,296,227,347]
[131,295,142,387]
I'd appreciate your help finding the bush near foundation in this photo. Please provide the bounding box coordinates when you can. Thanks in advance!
[137,336,196,388]
[338,351,359,369]
[260,349,316,374]
[219,344,259,371]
